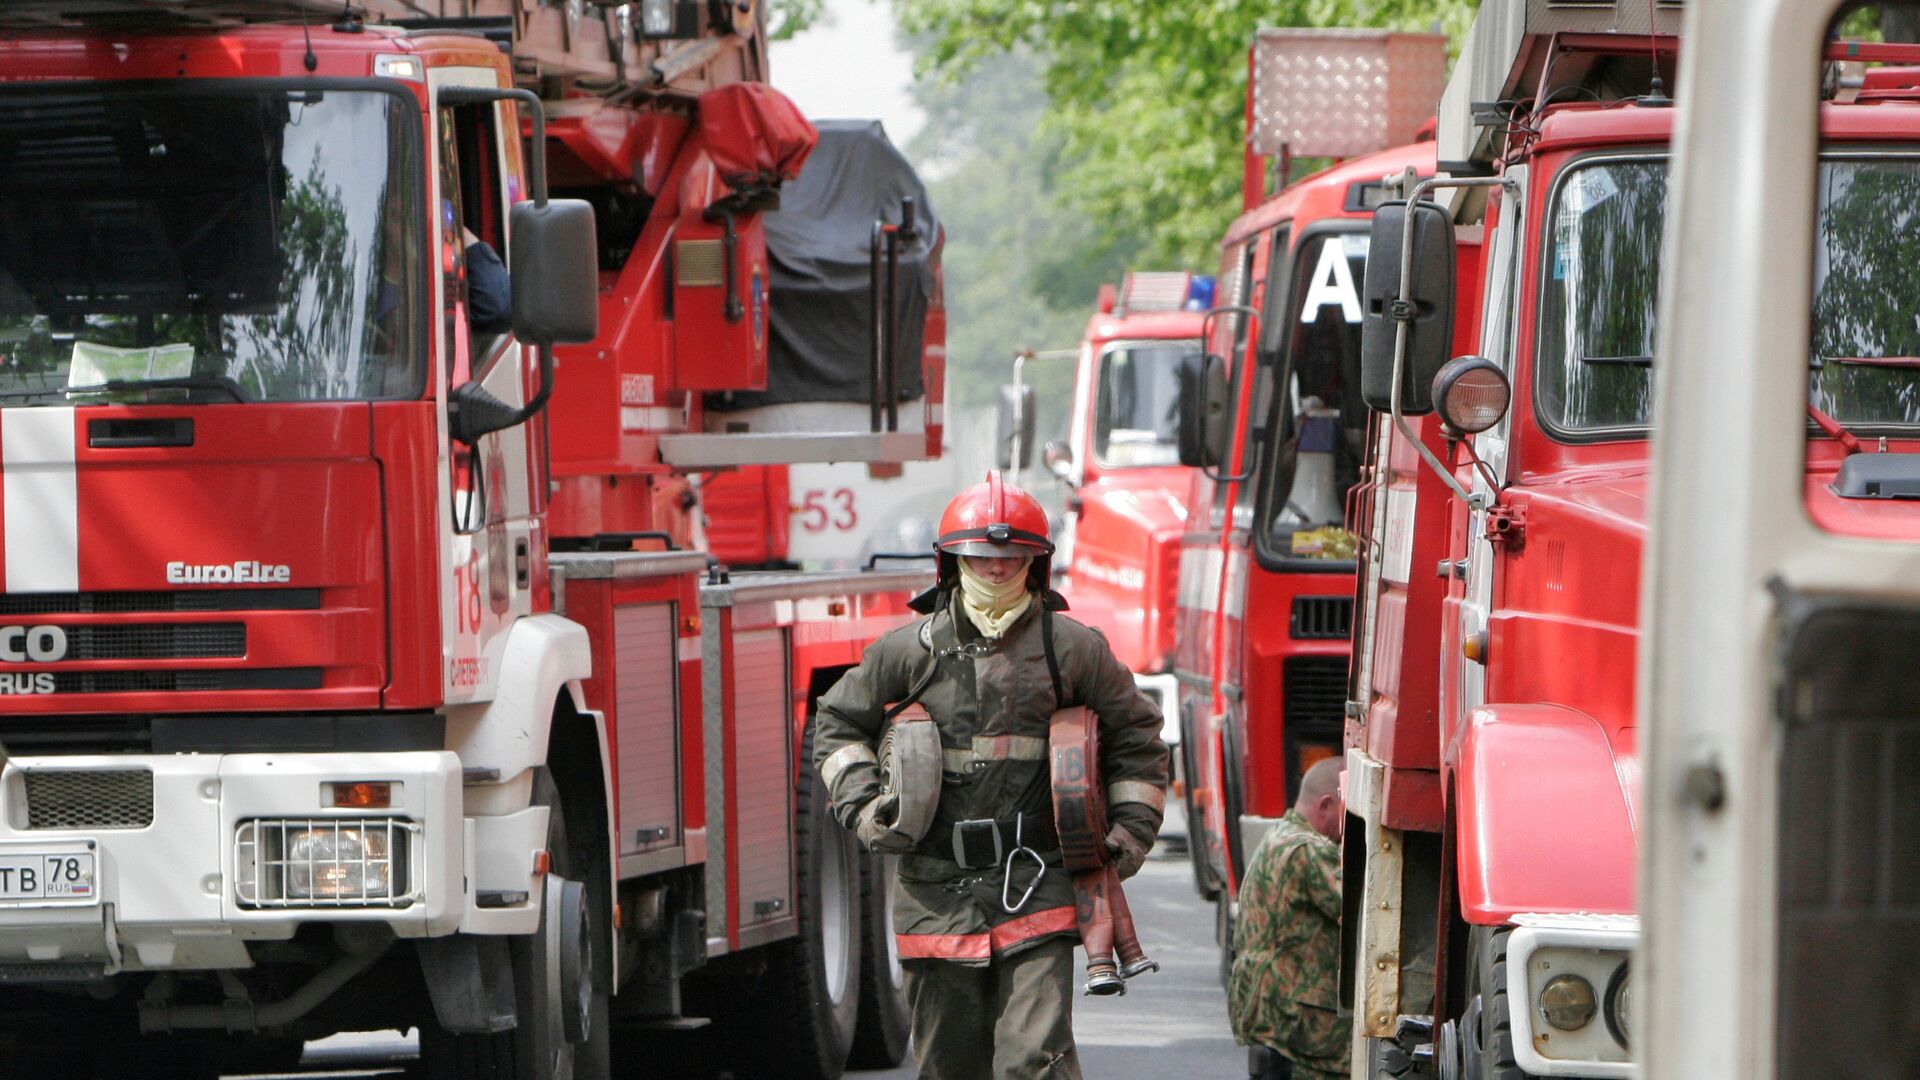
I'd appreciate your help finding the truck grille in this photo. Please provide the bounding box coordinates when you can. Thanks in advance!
[23,769,153,829]
[48,668,320,694]
[1284,656,1348,737]
[60,624,244,660]
[0,590,319,616]
[1290,596,1353,640]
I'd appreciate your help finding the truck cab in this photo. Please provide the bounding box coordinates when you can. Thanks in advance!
[1347,4,1920,1077]
[1044,273,1209,799]
[1174,29,1449,935]
[0,4,935,1077]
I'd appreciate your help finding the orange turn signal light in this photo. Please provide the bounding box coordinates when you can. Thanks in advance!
[331,781,393,809]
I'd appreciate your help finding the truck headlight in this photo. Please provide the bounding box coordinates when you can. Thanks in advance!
[1539,973,1598,1031]
[1604,963,1631,1047]
[236,818,414,908]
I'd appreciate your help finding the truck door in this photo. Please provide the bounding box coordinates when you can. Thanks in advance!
[432,70,535,703]
[1447,173,1523,729]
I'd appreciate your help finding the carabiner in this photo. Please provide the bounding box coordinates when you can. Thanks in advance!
[1001,813,1047,914]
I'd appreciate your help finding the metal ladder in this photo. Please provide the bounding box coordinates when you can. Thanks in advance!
[0,0,767,97]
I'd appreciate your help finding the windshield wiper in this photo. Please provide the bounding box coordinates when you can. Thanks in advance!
[0,376,250,403]
[1808,401,1867,455]
[1578,354,1654,366]
[1813,355,1920,368]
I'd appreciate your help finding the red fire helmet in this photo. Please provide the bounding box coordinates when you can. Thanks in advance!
[935,471,1054,560]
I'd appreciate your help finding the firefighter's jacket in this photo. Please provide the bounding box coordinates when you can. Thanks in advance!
[814,590,1169,965]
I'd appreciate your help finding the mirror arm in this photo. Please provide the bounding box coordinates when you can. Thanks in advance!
[1387,176,1521,512]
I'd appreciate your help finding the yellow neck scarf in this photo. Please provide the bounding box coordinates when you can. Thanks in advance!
[957,559,1033,640]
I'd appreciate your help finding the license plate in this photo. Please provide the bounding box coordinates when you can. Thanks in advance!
[0,851,95,903]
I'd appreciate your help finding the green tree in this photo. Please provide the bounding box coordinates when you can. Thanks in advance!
[893,0,1476,268]
[907,48,1102,421]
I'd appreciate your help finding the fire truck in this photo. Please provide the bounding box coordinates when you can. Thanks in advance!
[1337,0,1920,1076]
[1172,29,1447,940]
[0,2,943,1077]
[1643,3,1920,1077]
[997,271,1208,837]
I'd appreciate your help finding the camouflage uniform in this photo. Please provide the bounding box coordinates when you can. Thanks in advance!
[1228,810,1349,1080]
[814,591,1168,1079]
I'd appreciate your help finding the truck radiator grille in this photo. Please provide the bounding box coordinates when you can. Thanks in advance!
[1290,596,1353,640]
[48,668,320,694]
[60,623,245,660]
[23,769,154,829]
[0,590,319,616]
[1284,656,1348,737]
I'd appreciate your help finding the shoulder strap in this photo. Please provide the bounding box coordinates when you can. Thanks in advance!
[1041,604,1067,707]
[883,612,943,723]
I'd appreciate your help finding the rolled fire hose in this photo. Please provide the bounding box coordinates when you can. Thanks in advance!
[1049,706,1157,995]
[878,706,942,844]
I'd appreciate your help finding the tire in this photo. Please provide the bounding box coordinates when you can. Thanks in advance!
[1469,925,1533,1080]
[846,851,911,1068]
[720,724,862,1080]
[420,769,612,1080]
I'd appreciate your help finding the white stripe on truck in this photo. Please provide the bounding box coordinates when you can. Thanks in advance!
[3,407,79,593]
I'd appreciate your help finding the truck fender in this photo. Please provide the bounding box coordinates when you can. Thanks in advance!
[1453,704,1636,923]
[444,613,595,803]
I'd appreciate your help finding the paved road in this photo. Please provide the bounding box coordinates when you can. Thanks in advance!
[238,847,1243,1080]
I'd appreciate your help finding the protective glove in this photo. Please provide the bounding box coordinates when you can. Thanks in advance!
[855,793,915,854]
[1104,822,1151,880]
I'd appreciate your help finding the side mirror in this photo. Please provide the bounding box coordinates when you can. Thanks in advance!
[1043,439,1074,481]
[1178,353,1230,470]
[1431,355,1511,435]
[509,199,598,345]
[1360,200,1456,415]
[996,382,1036,471]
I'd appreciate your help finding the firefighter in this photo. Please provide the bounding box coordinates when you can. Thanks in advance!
[814,472,1169,1079]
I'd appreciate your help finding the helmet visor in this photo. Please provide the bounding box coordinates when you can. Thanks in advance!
[941,538,1045,559]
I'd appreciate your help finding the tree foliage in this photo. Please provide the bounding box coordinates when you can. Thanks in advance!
[905,49,1092,415]
[767,0,826,41]
[892,0,1477,268]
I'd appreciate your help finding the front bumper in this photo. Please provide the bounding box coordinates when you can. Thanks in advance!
[1506,914,1638,1077]
[0,752,547,974]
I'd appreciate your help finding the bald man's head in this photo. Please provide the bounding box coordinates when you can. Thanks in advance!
[1294,757,1345,841]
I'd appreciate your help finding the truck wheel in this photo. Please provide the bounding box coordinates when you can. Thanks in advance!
[421,770,612,1080]
[1468,925,1534,1080]
[846,851,911,1068]
[720,724,862,1080]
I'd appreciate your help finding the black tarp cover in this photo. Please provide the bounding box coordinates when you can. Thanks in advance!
[709,119,939,410]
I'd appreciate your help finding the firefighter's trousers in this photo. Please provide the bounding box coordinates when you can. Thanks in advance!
[903,937,1082,1080]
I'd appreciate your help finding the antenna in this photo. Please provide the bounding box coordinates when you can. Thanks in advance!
[301,6,317,72]
[1643,0,1673,105]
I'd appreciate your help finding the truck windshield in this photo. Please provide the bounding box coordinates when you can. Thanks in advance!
[1257,230,1370,566]
[1539,156,1920,433]
[0,85,423,406]
[1093,341,1197,467]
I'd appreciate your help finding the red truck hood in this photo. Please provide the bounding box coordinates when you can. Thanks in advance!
[0,404,387,714]
[1059,467,1189,674]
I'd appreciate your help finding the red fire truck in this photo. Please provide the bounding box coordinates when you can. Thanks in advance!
[0,3,942,1078]
[1334,2,1920,1076]
[1642,5,1920,1077]
[999,272,1208,836]
[1173,29,1447,940]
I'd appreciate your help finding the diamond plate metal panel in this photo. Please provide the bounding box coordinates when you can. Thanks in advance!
[1252,29,1449,159]
[615,603,680,855]
[732,628,793,927]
